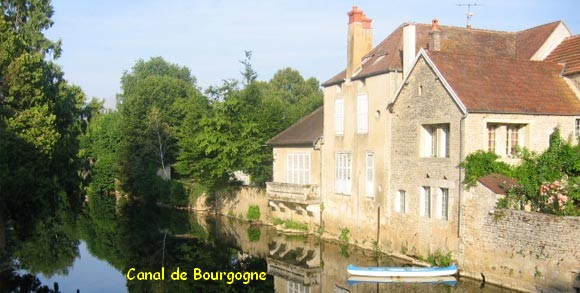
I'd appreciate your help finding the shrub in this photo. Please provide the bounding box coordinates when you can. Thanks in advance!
[247,205,260,221]
[339,227,350,242]
[460,150,512,187]
[427,249,453,267]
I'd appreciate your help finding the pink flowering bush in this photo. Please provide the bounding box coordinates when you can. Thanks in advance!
[540,180,569,212]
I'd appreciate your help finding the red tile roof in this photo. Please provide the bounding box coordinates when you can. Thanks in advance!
[322,21,563,86]
[427,51,580,115]
[478,174,518,195]
[516,21,562,59]
[545,35,580,75]
[267,107,323,146]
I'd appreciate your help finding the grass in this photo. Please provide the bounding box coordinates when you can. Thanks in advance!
[272,218,308,231]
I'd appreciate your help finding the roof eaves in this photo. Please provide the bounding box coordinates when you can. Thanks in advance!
[468,109,580,116]
[352,68,399,81]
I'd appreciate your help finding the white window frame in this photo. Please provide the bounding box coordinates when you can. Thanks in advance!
[395,190,406,213]
[438,188,449,220]
[335,99,344,136]
[365,152,374,197]
[286,153,310,185]
[576,119,580,138]
[420,186,431,218]
[487,124,497,153]
[422,124,449,158]
[335,152,352,195]
[357,94,368,134]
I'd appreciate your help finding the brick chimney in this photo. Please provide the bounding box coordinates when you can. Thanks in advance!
[347,6,373,80]
[429,18,441,51]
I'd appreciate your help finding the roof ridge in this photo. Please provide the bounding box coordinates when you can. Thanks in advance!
[517,20,561,33]
[428,50,558,65]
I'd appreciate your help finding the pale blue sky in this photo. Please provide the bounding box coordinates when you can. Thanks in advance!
[45,1,580,108]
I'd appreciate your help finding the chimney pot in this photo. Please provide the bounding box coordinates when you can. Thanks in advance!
[429,19,441,51]
[348,6,364,24]
[346,6,373,80]
[432,18,439,31]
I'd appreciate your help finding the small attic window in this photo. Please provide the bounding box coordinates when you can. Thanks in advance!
[418,85,423,96]
[372,54,387,65]
[361,54,374,65]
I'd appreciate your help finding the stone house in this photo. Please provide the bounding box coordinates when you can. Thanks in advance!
[266,107,323,227]
[266,6,580,289]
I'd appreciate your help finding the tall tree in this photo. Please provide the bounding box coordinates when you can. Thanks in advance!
[0,0,85,256]
[117,57,206,199]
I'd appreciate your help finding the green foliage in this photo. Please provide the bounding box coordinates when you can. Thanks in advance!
[272,218,308,231]
[157,180,188,206]
[460,150,513,187]
[0,0,85,255]
[509,129,580,215]
[246,205,261,221]
[464,129,580,215]
[246,226,261,242]
[117,57,206,198]
[427,249,454,267]
[339,227,350,242]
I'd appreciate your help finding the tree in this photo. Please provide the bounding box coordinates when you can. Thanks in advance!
[116,57,206,199]
[0,0,85,258]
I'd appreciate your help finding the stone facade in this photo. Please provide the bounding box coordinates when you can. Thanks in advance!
[386,57,463,257]
[272,146,321,186]
[462,184,580,292]
[321,72,401,243]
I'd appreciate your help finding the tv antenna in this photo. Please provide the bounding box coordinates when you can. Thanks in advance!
[457,3,481,28]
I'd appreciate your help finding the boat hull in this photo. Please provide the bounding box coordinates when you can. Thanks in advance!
[347,264,458,278]
[347,276,457,286]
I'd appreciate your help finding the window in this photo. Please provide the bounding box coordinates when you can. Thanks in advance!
[576,119,580,137]
[335,99,344,135]
[440,188,449,220]
[423,124,449,158]
[420,186,431,218]
[335,152,352,195]
[357,95,368,133]
[488,124,497,153]
[286,153,310,185]
[365,152,374,197]
[395,190,406,213]
[506,125,520,156]
[487,123,527,157]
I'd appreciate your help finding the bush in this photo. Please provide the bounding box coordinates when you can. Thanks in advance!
[460,150,512,187]
[427,249,453,267]
[247,205,260,221]
[168,180,187,206]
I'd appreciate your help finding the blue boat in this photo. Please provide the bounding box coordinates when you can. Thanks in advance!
[347,264,458,277]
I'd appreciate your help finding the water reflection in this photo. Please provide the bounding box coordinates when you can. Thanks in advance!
[3,197,521,292]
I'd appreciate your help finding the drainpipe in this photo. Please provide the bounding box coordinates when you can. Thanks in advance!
[458,114,467,238]
[314,136,324,230]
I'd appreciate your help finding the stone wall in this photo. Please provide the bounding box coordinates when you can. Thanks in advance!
[191,186,271,223]
[461,184,580,292]
[386,56,463,257]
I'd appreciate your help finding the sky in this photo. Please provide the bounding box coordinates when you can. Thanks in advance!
[45,0,580,109]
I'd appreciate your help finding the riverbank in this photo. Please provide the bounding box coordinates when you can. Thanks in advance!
[183,186,579,293]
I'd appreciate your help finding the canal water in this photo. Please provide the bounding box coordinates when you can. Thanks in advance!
[3,200,520,292]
